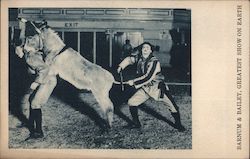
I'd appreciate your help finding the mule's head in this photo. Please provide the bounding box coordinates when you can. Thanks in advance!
[15,18,47,56]
[17,18,47,38]
[16,18,65,56]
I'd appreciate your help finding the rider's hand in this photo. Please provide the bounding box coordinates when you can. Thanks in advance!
[117,66,122,73]
[15,46,24,58]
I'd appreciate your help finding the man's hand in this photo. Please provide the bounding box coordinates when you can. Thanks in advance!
[127,80,134,86]
[117,66,122,73]
[30,82,39,90]
[15,46,24,58]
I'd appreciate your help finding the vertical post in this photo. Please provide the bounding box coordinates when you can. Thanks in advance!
[109,33,112,67]
[10,26,14,44]
[181,31,185,45]
[93,32,96,64]
[62,31,65,41]
[77,31,80,52]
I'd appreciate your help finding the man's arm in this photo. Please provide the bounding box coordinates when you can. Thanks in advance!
[117,56,136,73]
[29,54,50,84]
[132,60,161,89]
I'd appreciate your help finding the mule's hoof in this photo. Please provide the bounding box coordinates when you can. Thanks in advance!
[175,125,186,132]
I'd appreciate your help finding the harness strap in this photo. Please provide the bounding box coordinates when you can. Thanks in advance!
[52,45,69,59]
[58,45,69,55]
[45,45,70,65]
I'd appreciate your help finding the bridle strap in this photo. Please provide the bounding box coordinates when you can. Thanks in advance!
[30,21,41,34]
[59,45,69,54]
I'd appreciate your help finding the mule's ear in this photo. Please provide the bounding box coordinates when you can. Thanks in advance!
[42,19,47,25]
[38,20,48,29]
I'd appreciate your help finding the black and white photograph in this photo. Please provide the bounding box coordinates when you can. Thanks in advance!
[1,1,249,159]
[8,7,192,149]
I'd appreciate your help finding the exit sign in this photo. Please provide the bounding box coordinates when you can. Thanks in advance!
[65,22,78,28]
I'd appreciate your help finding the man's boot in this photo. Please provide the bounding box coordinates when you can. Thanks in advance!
[25,109,36,140]
[164,90,185,132]
[33,109,44,138]
[171,111,185,132]
[129,106,141,128]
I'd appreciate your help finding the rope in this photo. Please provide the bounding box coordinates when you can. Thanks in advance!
[113,81,191,86]
[113,81,129,85]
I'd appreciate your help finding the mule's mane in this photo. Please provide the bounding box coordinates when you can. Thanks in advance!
[41,27,65,55]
